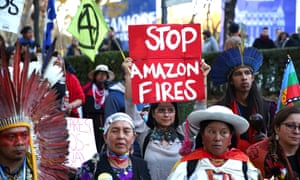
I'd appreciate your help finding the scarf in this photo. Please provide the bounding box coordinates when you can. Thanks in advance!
[230,100,256,152]
[92,83,106,110]
[181,148,249,162]
[107,150,129,165]
[19,38,35,47]
[150,127,179,142]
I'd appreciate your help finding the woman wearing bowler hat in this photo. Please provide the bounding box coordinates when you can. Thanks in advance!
[168,105,262,179]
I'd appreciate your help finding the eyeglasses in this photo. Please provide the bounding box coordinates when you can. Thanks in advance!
[282,123,300,131]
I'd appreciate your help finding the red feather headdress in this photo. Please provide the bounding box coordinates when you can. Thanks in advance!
[0,43,69,179]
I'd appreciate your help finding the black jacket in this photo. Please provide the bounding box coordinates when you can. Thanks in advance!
[93,154,151,180]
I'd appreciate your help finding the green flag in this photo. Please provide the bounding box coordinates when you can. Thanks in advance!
[67,0,109,62]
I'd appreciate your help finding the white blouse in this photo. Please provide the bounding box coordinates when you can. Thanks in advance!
[167,158,261,180]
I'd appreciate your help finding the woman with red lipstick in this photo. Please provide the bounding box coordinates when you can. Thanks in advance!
[168,105,262,179]
[247,106,300,179]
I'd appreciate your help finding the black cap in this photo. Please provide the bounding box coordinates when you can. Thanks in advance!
[229,23,239,34]
[20,26,32,34]
[202,30,211,37]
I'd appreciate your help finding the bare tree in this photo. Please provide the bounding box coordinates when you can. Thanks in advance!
[33,0,40,46]
[223,0,237,44]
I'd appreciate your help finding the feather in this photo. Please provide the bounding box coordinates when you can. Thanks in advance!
[13,43,21,100]
[20,49,31,117]
[0,41,70,179]
[28,61,42,77]
[37,110,70,179]
[210,47,263,85]
[0,65,16,118]
[42,56,64,87]
[243,47,263,73]
[39,164,69,180]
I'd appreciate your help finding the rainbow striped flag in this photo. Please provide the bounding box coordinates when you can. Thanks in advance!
[277,57,300,111]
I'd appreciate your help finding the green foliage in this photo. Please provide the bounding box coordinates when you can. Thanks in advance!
[65,47,300,121]
[65,50,129,85]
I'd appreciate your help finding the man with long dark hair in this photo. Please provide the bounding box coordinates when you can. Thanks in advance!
[209,46,277,152]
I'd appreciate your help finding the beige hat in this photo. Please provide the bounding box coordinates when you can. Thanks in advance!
[188,105,249,134]
[88,64,115,81]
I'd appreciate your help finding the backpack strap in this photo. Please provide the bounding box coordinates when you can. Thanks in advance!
[177,131,184,141]
[142,131,152,158]
[242,161,248,180]
[186,159,198,178]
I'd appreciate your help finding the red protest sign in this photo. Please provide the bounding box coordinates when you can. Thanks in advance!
[129,24,204,104]
[129,24,201,59]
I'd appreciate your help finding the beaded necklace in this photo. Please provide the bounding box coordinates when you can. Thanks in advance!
[150,127,178,142]
[0,157,27,180]
[112,165,133,180]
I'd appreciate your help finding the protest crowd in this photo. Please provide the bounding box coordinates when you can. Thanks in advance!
[0,0,300,180]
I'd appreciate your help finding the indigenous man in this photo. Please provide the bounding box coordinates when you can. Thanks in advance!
[209,46,277,152]
[0,43,69,179]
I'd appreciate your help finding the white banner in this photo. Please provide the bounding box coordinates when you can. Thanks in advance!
[0,0,25,33]
[66,117,97,168]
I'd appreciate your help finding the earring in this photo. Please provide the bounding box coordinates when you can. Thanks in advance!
[275,134,279,141]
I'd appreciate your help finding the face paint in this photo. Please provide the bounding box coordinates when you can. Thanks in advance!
[0,131,29,146]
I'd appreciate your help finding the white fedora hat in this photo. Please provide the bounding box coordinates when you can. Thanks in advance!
[88,64,115,81]
[188,105,249,134]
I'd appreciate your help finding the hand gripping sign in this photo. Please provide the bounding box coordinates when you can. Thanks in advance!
[129,24,204,104]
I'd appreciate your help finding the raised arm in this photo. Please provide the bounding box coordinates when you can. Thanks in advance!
[123,58,133,100]
[122,58,149,136]
[177,59,211,138]
[193,59,211,110]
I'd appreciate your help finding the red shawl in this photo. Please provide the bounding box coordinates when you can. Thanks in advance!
[231,100,257,152]
[181,148,249,162]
